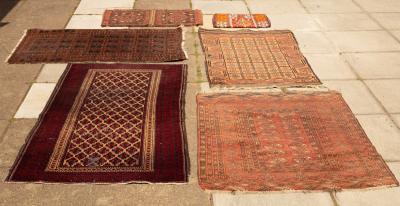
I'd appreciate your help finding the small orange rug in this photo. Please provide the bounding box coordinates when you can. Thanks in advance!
[197,92,398,191]
[213,14,271,28]
[199,29,321,86]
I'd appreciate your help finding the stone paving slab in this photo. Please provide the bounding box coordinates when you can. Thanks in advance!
[89,183,210,206]
[36,64,67,83]
[343,53,400,79]
[392,30,400,40]
[0,119,37,167]
[66,15,104,29]
[0,47,41,83]
[192,1,249,14]
[356,114,400,161]
[74,0,134,14]
[323,80,384,114]
[301,0,362,13]
[305,54,357,80]
[326,31,400,52]
[268,14,320,31]
[134,0,190,9]
[0,81,31,120]
[0,183,94,206]
[247,0,306,14]
[392,115,400,128]
[354,0,400,12]
[365,80,400,113]
[311,13,380,31]
[212,192,334,206]
[14,83,56,119]
[371,13,400,30]
[292,31,336,54]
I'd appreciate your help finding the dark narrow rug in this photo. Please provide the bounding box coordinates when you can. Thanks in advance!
[213,14,271,28]
[102,9,203,27]
[7,64,188,183]
[7,28,186,63]
[199,29,321,86]
[197,92,398,191]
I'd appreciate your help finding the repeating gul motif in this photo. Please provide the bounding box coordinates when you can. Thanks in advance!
[197,92,399,191]
[199,29,321,86]
[7,28,186,63]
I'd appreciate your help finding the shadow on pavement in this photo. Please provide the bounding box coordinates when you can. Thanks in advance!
[0,0,20,27]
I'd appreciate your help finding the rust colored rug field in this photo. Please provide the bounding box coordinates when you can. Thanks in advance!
[213,14,270,28]
[197,92,398,191]
[7,64,188,183]
[199,29,320,86]
[102,9,203,27]
[7,28,186,63]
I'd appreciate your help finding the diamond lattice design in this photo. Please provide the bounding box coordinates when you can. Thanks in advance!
[60,71,152,168]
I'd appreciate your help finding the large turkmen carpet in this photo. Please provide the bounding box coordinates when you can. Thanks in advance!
[7,28,186,63]
[102,9,203,27]
[197,92,398,191]
[7,64,188,183]
[199,29,320,86]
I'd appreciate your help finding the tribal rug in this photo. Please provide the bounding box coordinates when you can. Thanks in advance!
[7,28,186,63]
[199,29,320,86]
[7,64,188,183]
[197,92,398,191]
[213,14,271,28]
[102,9,203,27]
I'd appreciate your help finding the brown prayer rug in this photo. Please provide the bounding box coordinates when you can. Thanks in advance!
[102,9,203,27]
[7,28,186,64]
[199,29,320,86]
[197,92,398,191]
[7,64,188,183]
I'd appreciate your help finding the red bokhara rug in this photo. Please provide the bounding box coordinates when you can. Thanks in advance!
[7,64,188,183]
[197,92,398,191]
[7,28,186,63]
[102,9,203,27]
[213,14,271,28]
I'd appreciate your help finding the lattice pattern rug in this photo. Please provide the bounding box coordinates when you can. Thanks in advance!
[7,28,186,63]
[213,14,271,28]
[102,9,203,27]
[199,29,321,86]
[197,92,398,191]
[7,64,188,183]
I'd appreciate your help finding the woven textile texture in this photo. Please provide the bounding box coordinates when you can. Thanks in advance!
[199,29,320,86]
[197,92,398,191]
[213,14,271,28]
[7,28,186,63]
[7,64,188,183]
[102,9,203,27]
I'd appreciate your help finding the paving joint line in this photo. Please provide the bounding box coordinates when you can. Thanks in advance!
[350,0,400,44]
[341,50,400,131]
[298,0,400,148]
[329,191,341,206]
